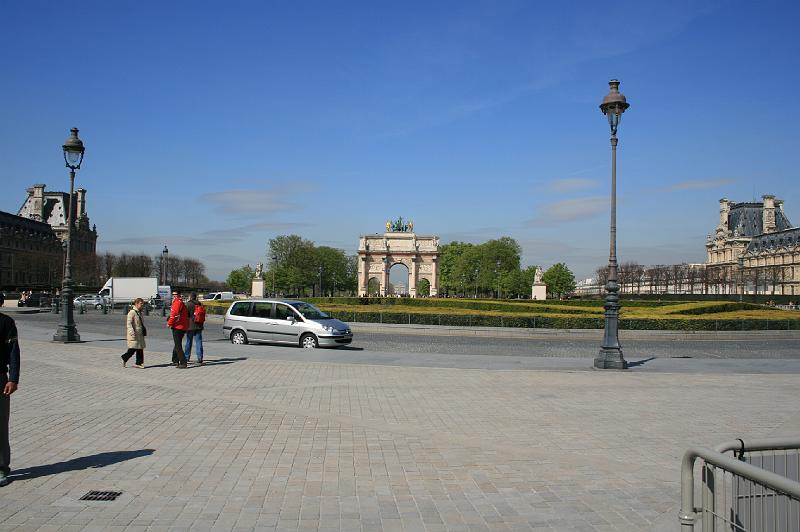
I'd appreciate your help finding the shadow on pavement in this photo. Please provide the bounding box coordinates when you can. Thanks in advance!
[627,357,657,368]
[81,338,126,343]
[187,357,248,368]
[9,449,155,481]
[145,357,248,369]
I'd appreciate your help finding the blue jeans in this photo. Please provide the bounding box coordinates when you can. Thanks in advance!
[184,330,203,362]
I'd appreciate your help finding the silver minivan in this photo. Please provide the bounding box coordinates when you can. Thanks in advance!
[223,299,353,348]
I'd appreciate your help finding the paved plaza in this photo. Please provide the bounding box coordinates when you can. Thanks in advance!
[1,322,799,530]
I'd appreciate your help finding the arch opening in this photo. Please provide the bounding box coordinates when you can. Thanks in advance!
[367,277,381,296]
[389,262,410,296]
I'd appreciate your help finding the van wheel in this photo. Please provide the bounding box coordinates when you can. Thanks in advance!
[231,330,248,345]
[95,304,103,310]
[300,334,318,349]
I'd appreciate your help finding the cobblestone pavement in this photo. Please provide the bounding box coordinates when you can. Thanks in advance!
[1,337,798,531]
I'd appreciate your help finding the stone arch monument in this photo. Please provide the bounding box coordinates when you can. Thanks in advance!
[358,217,440,297]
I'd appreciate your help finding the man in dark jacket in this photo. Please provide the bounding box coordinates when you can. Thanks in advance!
[184,293,204,365]
[0,293,20,487]
[167,291,189,369]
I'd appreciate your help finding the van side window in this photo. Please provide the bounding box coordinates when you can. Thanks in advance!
[230,302,252,316]
[274,304,293,320]
[252,302,272,319]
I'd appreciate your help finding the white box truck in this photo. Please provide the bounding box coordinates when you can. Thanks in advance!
[99,277,159,305]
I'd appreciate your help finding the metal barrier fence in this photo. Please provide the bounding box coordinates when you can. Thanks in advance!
[681,437,800,531]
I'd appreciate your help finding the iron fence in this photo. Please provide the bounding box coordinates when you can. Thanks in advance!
[681,437,800,531]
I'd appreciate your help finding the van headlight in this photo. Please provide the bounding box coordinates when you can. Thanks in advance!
[322,325,335,333]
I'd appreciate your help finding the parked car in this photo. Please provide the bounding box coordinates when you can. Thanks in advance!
[223,299,352,348]
[204,291,234,301]
[17,292,52,307]
[74,294,108,309]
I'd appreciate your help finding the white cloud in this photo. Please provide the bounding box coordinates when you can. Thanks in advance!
[547,178,599,193]
[198,184,317,215]
[99,222,310,248]
[527,196,608,226]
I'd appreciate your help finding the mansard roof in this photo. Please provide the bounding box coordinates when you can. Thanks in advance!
[728,202,792,237]
[0,210,60,238]
[746,227,800,253]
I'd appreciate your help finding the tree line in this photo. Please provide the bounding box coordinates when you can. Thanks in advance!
[95,252,221,289]
[438,237,576,298]
[227,235,358,296]
[593,261,793,295]
[225,234,578,299]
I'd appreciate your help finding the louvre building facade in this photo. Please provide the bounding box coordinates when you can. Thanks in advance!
[706,195,800,296]
[0,184,98,289]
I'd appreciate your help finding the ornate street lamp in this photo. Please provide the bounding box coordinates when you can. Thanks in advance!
[594,80,630,370]
[53,128,85,342]
[161,244,169,285]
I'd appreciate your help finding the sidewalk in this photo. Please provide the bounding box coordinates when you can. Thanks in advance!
[1,337,798,531]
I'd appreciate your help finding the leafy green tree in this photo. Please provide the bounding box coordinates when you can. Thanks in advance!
[267,235,316,295]
[439,242,474,295]
[416,278,431,296]
[263,235,358,296]
[542,263,576,299]
[314,246,354,296]
[227,265,254,293]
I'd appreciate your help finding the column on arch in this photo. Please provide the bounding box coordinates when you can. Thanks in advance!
[409,256,418,298]
[358,255,369,296]
[430,257,439,296]
[380,256,390,296]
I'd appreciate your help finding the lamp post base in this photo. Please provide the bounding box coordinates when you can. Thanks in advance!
[53,326,81,343]
[594,349,627,369]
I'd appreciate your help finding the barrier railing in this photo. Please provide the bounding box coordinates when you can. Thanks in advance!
[681,437,800,531]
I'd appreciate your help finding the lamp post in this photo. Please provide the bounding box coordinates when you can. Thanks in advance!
[318,265,323,296]
[594,80,629,370]
[161,245,169,285]
[738,256,744,302]
[53,128,85,342]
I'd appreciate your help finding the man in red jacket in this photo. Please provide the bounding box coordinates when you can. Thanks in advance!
[167,291,189,369]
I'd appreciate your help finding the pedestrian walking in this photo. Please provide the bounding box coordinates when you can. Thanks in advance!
[167,291,189,368]
[0,293,20,487]
[184,293,205,364]
[121,298,147,369]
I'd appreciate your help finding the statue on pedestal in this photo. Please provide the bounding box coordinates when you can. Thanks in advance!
[254,262,263,279]
[534,267,543,284]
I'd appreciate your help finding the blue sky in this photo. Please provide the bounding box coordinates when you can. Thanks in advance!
[2,0,799,281]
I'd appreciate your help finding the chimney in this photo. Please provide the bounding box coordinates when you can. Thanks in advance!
[76,188,87,218]
[717,198,730,235]
[30,184,46,222]
[762,194,776,234]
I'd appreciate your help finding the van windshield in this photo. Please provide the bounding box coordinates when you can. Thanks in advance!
[292,302,329,320]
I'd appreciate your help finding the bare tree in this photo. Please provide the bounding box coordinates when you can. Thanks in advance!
[595,266,608,295]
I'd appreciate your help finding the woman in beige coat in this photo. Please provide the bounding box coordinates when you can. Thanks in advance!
[121,298,146,368]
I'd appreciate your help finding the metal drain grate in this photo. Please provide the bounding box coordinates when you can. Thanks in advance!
[80,490,122,501]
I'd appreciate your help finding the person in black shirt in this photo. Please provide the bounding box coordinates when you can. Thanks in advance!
[0,293,20,487]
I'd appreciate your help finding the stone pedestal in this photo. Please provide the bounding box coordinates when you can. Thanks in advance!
[531,283,546,300]
[251,279,265,298]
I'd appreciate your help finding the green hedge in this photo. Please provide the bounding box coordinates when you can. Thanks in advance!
[667,302,764,315]
[324,311,800,331]
[203,300,800,330]
[305,297,685,312]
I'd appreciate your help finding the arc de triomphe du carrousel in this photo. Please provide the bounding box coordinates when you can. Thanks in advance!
[357,217,440,297]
